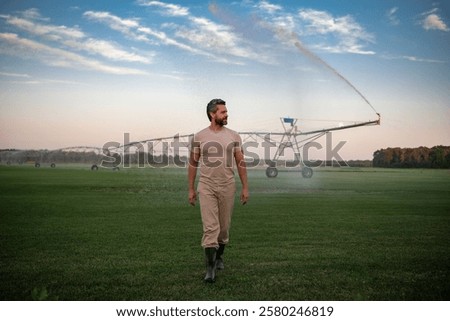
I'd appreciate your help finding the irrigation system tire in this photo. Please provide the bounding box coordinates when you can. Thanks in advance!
[35,162,40,168]
[301,167,313,178]
[50,163,56,168]
[266,166,278,178]
[91,164,98,171]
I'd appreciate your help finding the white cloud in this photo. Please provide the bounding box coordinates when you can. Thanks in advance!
[64,38,153,64]
[138,0,189,17]
[252,4,375,55]
[1,10,152,65]
[84,10,209,57]
[21,8,50,21]
[181,16,262,61]
[297,9,375,54]
[402,55,446,63]
[5,15,85,40]
[83,11,139,29]
[422,13,449,31]
[85,10,222,64]
[257,1,282,14]
[5,77,84,86]
[0,71,31,78]
[83,11,142,39]
[381,53,446,64]
[271,14,296,33]
[137,25,211,56]
[89,4,269,65]
[386,7,400,26]
[299,9,367,38]
[0,33,148,75]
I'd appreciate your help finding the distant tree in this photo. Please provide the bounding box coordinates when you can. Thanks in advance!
[373,146,450,168]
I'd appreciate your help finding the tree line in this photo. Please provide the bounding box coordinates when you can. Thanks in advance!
[2,146,450,169]
[373,146,450,168]
[0,149,99,164]
[0,149,187,166]
[0,149,374,168]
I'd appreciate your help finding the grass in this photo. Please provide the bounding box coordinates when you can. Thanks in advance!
[0,165,449,300]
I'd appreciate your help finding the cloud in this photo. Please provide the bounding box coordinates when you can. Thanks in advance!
[256,1,282,14]
[88,3,270,65]
[3,77,84,86]
[4,15,85,40]
[297,9,375,54]
[21,8,50,21]
[160,3,271,63]
[381,53,446,64]
[251,2,375,55]
[421,12,449,31]
[386,7,400,26]
[83,11,142,39]
[64,38,153,64]
[138,0,189,17]
[402,55,446,63]
[0,33,148,75]
[84,10,220,61]
[137,25,213,56]
[179,16,266,62]
[0,71,31,78]
[1,10,152,65]
[0,2,379,77]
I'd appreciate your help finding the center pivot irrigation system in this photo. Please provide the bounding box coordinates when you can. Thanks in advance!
[240,113,380,178]
[243,113,381,178]
[3,113,380,179]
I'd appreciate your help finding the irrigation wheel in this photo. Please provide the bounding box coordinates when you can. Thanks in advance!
[266,166,278,178]
[301,167,313,178]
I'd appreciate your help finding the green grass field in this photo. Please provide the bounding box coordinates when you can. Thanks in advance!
[1,165,449,300]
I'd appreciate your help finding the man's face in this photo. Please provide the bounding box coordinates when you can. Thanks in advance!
[213,104,228,126]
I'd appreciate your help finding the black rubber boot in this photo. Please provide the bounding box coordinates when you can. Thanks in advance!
[204,247,217,283]
[215,244,225,270]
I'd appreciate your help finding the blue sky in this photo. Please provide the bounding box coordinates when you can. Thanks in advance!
[0,0,449,159]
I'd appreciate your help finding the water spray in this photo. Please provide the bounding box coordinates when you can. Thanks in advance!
[208,3,379,116]
[275,26,378,115]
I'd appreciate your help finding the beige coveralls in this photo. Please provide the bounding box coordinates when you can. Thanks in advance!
[192,127,242,249]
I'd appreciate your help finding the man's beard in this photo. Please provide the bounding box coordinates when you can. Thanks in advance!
[215,118,227,126]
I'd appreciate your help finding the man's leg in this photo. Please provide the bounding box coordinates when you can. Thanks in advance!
[215,243,226,270]
[198,183,220,249]
[216,183,236,270]
[204,247,216,283]
[198,183,220,282]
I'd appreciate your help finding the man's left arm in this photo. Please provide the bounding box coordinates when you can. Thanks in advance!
[234,147,249,205]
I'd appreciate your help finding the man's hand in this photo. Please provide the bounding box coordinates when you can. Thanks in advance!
[189,189,197,206]
[240,187,249,205]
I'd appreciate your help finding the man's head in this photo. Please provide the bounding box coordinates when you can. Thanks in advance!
[206,98,228,126]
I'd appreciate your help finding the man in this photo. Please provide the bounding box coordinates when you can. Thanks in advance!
[188,98,249,283]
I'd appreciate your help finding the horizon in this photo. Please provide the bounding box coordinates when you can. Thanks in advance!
[1,0,449,160]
